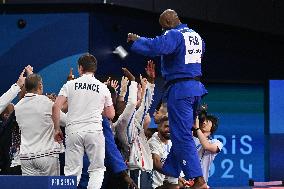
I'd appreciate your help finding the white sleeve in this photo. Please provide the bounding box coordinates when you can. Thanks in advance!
[134,82,155,129]
[148,138,161,156]
[213,139,223,152]
[114,81,137,146]
[58,83,68,97]
[114,81,137,125]
[104,87,113,107]
[0,84,20,114]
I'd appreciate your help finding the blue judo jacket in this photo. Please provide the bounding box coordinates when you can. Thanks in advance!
[131,23,207,98]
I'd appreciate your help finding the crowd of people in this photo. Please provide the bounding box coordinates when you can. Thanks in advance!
[0,9,223,189]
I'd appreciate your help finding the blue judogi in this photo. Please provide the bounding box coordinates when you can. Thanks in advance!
[131,24,207,179]
[78,117,127,188]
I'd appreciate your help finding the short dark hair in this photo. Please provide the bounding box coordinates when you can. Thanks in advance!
[25,74,42,92]
[77,53,97,73]
[206,115,218,134]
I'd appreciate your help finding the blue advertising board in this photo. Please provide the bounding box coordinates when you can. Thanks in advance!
[269,80,284,180]
[269,80,284,134]
[202,84,265,186]
[0,176,77,189]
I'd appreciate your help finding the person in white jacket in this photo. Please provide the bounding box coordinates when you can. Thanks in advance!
[15,73,66,176]
[113,74,138,161]
[127,61,156,189]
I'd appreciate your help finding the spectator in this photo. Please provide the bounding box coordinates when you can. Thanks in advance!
[193,115,223,187]
[0,65,33,114]
[14,73,66,175]
[52,53,115,189]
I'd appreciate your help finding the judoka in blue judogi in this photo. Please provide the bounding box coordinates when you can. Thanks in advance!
[128,9,208,188]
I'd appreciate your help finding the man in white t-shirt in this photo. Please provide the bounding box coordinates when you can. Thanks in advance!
[149,116,175,189]
[14,73,66,176]
[52,53,115,189]
[192,114,223,187]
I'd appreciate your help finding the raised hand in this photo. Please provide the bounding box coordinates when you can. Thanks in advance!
[145,60,156,84]
[137,84,142,107]
[194,116,200,129]
[119,76,129,98]
[16,69,26,88]
[122,67,135,81]
[110,79,119,92]
[140,74,148,92]
[67,67,75,81]
[25,65,33,76]
[127,33,140,43]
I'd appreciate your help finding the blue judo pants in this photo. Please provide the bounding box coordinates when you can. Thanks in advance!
[162,86,203,180]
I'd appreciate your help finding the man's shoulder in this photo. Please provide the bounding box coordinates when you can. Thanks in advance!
[148,132,160,145]
[164,28,183,36]
[37,95,53,103]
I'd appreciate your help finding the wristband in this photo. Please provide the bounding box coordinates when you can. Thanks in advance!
[193,128,200,131]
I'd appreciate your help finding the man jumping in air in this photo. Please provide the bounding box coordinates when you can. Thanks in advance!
[127,9,208,189]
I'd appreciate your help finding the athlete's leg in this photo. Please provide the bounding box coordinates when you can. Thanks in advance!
[162,147,181,178]
[84,130,105,189]
[166,87,203,179]
[64,132,85,185]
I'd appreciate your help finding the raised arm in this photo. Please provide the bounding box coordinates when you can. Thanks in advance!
[0,69,26,114]
[135,60,156,127]
[103,86,115,120]
[117,76,129,102]
[128,30,182,57]
[114,80,138,147]
[193,117,220,153]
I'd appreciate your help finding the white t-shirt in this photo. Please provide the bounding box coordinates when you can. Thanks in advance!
[149,132,172,188]
[15,93,66,160]
[58,74,113,134]
[194,137,223,182]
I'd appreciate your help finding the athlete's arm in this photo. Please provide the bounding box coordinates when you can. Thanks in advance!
[149,138,164,173]
[0,69,25,114]
[104,105,115,120]
[52,95,66,142]
[152,153,163,173]
[130,30,182,57]
[135,78,155,128]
